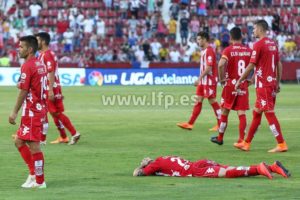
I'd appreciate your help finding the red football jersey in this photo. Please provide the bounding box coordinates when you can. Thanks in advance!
[38,49,62,97]
[249,37,279,88]
[142,156,193,177]
[222,43,252,87]
[18,57,47,117]
[199,46,217,86]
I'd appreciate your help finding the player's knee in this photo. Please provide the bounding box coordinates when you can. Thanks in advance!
[208,98,217,104]
[14,138,25,148]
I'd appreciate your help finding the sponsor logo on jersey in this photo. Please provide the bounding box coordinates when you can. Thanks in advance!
[21,73,26,79]
[205,168,215,174]
[22,125,30,136]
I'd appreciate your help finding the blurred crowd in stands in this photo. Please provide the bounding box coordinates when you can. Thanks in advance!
[0,0,299,67]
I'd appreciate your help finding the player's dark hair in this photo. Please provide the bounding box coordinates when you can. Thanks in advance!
[35,32,51,45]
[19,35,38,53]
[255,20,269,31]
[197,31,209,41]
[230,27,242,40]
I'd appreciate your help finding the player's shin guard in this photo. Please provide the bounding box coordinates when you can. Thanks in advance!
[57,113,77,136]
[218,115,228,141]
[53,116,67,138]
[18,145,34,175]
[188,102,202,125]
[211,102,221,125]
[245,111,262,143]
[264,112,284,144]
[238,114,247,142]
[32,152,44,184]
[225,166,258,178]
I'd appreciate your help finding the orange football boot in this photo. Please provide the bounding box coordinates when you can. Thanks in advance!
[50,136,69,144]
[177,122,193,130]
[209,124,219,131]
[268,141,288,153]
[269,161,291,178]
[234,140,251,151]
[257,162,273,179]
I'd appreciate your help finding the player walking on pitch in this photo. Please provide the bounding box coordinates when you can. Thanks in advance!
[35,32,81,145]
[235,20,288,152]
[177,32,221,131]
[9,36,47,188]
[210,27,252,146]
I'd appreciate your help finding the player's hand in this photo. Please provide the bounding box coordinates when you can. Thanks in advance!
[219,79,227,87]
[276,84,281,93]
[140,157,153,167]
[246,79,253,87]
[9,112,17,125]
[48,90,55,102]
[235,80,241,90]
[194,79,200,87]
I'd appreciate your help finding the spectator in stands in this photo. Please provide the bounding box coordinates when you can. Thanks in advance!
[104,0,113,9]
[72,24,82,51]
[272,10,280,33]
[180,0,190,6]
[224,0,237,9]
[180,12,189,46]
[156,17,167,38]
[284,36,297,52]
[89,33,97,49]
[59,52,73,63]
[150,38,162,60]
[27,0,42,27]
[139,0,147,17]
[63,28,74,53]
[83,15,95,35]
[102,49,113,62]
[12,15,24,30]
[130,0,140,18]
[147,0,155,14]
[220,27,230,48]
[168,17,177,41]
[159,45,169,61]
[191,48,201,62]
[128,31,138,47]
[291,18,299,35]
[118,50,129,62]
[227,18,235,31]
[115,18,124,38]
[56,17,69,42]
[169,2,180,20]
[128,15,138,36]
[276,32,287,51]
[190,15,200,38]
[264,0,272,7]
[143,16,152,39]
[2,18,11,40]
[120,0,129,19]
[142,39,151,60]
[169,46,181,62]
[211,19,219,39]
[96,18,105,39]
[0,51,10,67]
[219,10,229,26]
[135,46,145,62]
[197,0,207,16]
[156,0,163,11]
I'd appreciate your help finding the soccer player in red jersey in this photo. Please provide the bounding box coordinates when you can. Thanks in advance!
[235,20,288,153]
[177,32,221,131]
[133,156,290,179]
[35,32,81,145]
[210,27,252,146]
[9,36,47,188]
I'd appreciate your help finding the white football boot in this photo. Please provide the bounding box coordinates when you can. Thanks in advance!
[21,175,36,188]
[68,132,81,145]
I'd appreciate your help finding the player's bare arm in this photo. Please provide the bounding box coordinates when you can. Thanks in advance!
[9,89,28,125]
[276,61,282,93]
[235,63,255,90]
[195,65,212,86]
[48,71,55,101]
[218,57,228,86]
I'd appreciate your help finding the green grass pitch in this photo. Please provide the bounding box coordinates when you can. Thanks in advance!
[0,84,299,199]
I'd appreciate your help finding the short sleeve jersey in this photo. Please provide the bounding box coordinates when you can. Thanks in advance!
[200,46,217,86]
[142,156,193,177]
[18,57,47,116]
[249,37,279,88]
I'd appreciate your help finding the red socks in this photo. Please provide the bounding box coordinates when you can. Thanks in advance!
[53,116,67,138]
[32,152,45,184]
[264,112,284,143]
[211,102,221,125]
[238,114,247,142]
[225,166,258,178]
[57,113,77,136]
[245,110,262,143]
[188,102,202,125]
[18,145,34,175]
[218,115,228,141]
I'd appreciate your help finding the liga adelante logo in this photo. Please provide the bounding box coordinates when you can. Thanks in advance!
[88,71,104,86]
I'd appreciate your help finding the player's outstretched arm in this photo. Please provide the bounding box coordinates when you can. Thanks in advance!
[9,89,28,125]
[276,61,282,93]
[218,58,227,86]
[48,71,55,101]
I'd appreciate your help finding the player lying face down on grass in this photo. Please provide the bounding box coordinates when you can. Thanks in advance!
[133,156,290,179]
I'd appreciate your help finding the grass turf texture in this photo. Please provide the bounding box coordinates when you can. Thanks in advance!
[0,85,299,200]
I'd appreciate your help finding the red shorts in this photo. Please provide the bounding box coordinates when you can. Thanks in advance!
[192,159,228,178]
[221,85,249,111]
[47,98,64,113]
[16,114,44,142]
[255,87,276,111]
[196,85,217,99]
